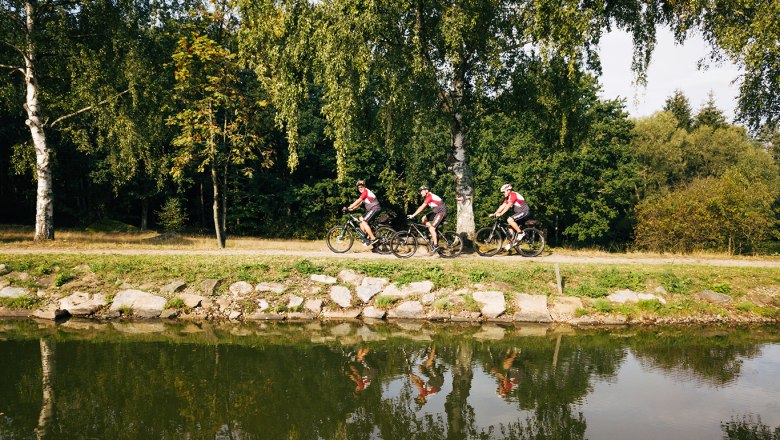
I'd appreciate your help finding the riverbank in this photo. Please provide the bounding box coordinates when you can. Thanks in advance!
[1,253,779,325]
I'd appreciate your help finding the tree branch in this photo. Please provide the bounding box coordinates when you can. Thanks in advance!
[1,38,27,59]
[0,63,24,74]
[48,89,130,128]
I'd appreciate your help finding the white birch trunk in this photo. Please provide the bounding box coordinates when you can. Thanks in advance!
[35,339,55,440]
[450,77,475,239]
[24,0,54,241]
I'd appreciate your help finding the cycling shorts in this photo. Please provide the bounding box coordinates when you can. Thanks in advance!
[425,209,447,228]
[510,204,530,224]
[362,206,381,223]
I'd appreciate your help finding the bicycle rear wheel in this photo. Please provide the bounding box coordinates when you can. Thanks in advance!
[439,231,463,258]
[326,226,354,253]
[373,226,395,254]
[391,232,418,258]
[474,227,503,256]
[517,227,545,257]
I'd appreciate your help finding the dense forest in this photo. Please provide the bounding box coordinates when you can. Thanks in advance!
[0,0,778,253]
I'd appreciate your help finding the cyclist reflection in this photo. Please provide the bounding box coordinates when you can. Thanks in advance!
[409,347,445,406]
[490,348,520,399]
[346,347,374,397]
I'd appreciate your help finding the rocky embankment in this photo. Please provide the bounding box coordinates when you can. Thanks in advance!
[0,264,777,325]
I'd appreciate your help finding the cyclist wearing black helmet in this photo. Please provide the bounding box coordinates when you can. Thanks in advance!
[347,180,381,245]
[490,183,530,249]
[407,185,447,254]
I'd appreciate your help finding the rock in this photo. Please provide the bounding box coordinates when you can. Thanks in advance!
[109,290,167,318]
[338,269,364,286]
[216,297,233,311]
[637,293,667,304]
[514,294,551,323]
[178,293,206,309]
[473,325,506,340]
[32,305,69,321]
[382,281,435,299]
[356,284,382,303]
[0,287,28,299]
[361,277,389,287]
[228,311,242,320]
[0,264,8,275]
[8,272,30,281]
[159,309,179,319]
[0,279,8,289]
[322,308,362,319]
[388,301,425,319]
[245,311,285,321]
[329,285,353,308]
[330,323,353,336]
[287,312,317,320]
[362,306,386,319]
[160,280,187,294]
[229,281,254,296]
[257,299,270,312]
[287,295,304,309]
[696,290,733,304]
[607,289,640,304]
[0,307,30,317]
[304,299,323,313]
[472,291,506,319]
[421,293,436,306]
[655,286,668,295]
[450,311,482,322]
[200,279,220,296]
[311,274,338,284]
[59,292,108,316]
[549,296,584,322]
[256,282,287,294]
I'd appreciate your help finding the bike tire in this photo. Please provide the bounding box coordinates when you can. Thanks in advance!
[474,227,504,256]
[326,226,354,253]
[517,227,545,257]
[439,231,463,258]
[391,231,418,258]
[373,226,396,254]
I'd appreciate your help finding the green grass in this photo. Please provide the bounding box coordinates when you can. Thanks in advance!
[0,295,43,309]
[55,270,76,287]
[374,295,396,308]
[165,298,187,310]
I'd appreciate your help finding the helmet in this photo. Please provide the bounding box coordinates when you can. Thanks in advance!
[500,184,512,192]
[356,180,365,187]
[418,185,429,191]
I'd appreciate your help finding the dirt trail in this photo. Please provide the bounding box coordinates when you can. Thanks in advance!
[2,246,780,268]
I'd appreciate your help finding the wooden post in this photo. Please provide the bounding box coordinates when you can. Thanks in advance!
[554,263,563,295]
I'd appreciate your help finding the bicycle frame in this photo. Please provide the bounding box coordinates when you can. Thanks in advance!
[401,221,439,249]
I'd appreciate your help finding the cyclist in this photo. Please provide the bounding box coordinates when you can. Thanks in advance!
[346,180,380,245]
[407,185,447,254]
[489,183,530,250]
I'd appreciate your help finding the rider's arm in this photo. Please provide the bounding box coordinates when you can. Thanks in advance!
[347,198,362,211]
[409,203,426,218]
[493,203,510,217]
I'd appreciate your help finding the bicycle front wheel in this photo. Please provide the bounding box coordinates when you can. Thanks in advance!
[391,232,418,258]
[373,226,396,254]
[326,226,354,253]
[474,227,504,256]
[517,227,545,257]
[439,231,463,258]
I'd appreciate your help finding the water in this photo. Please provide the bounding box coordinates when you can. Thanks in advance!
[1,320,779,440]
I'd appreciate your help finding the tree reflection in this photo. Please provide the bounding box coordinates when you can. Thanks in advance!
[721,415,780,440]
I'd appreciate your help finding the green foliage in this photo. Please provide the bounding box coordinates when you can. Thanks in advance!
[165,298,187,310]
[637,300,663,313]
[572,268,646,298]
[468,270,491,283]
[54,270,76,287]
[660,272,692,295]
[156,199,189,233]
[591,299,613,313]
[463,295,481,312]
[710,282,733,295]
[374,296,395,308]
[293,259,323,275]
[0,295,43,310]
[85,220,140,233]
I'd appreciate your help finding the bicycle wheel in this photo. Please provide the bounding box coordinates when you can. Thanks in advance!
[326,226,354,253]
[474,227,504,256]
[439,231,463,258]
[373,226,396,254]
[391,231,418,258]
[517,227,545,257]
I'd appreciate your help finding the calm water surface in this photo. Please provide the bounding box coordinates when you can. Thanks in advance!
[1,319,779,439]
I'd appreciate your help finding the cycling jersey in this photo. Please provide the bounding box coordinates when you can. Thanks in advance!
[504,191,525,208]
[424,192,446,213]
[359,188,380,210]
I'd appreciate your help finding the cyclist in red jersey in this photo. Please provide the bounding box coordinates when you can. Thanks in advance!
[347,180,381,245]
[407,185,447,254]
[490,183,530,249]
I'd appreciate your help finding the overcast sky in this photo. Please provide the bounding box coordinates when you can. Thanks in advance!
[597,27,743,121]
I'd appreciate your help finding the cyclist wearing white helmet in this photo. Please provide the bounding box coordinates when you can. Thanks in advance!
[347,180,381,245]
[490,183,530,249]
[407,185,447,254]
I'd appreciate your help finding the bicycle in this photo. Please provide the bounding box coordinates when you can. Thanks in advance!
[474,217,545,257]
[390,219,463,258]
[325,208,396,254]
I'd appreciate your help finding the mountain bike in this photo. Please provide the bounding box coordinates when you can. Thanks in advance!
[390,220,463,258]
[325,209,396,254]
[474,218,545,257]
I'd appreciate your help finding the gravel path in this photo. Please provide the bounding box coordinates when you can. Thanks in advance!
[3,247,780,268]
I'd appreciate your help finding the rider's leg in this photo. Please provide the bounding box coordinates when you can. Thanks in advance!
[360,220,376,240]
[507,217,521,235]
[424,221,438,246]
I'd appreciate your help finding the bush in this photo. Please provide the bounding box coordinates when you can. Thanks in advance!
[156,198,188,233]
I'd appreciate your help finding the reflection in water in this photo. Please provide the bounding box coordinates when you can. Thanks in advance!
[0,321,779,439]
[722,415,780,440]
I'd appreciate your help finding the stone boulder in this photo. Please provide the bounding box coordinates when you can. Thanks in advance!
[338,270,364,286]
[160,281,187,294]
[637,293,667,304]
[361,277,389,288]
[257,299,270,312]
[549,296,583,322]
[388,301,425,319]
[304,299,323,313]
[200,279,221,296]
[421,293,436,306]
[514,294,551,323]
[607,289,640,304]
[109,290,167,318]
[696,290,732,304]
[356,284,382,303]
[362,306,386,319]
[382,281,434,299]
[0,287,28,299]
[256,282,287,294]
[0,264,8,275]
[229,281,254,296]
[322,308,362,319]
[59,292,108,316]
[178,293,207,309]
[472,291,506,319]
[32,304,69,321]
[311,274,338,284]
[329,286,353,308]
[287,294,304,309]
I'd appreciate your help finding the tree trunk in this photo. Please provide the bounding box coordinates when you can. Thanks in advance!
[221,161,227,244]
[140,199,148,231]
[449,76,475,240]
[24,0,54,241]
[35,339,55,440]
[211,162,225,248]
[445,341,473,440]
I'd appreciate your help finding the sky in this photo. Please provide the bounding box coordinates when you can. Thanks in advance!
[597,27,743,121]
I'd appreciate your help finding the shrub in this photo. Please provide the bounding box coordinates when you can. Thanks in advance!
[156,198,188,233]
[54,270,76,287]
